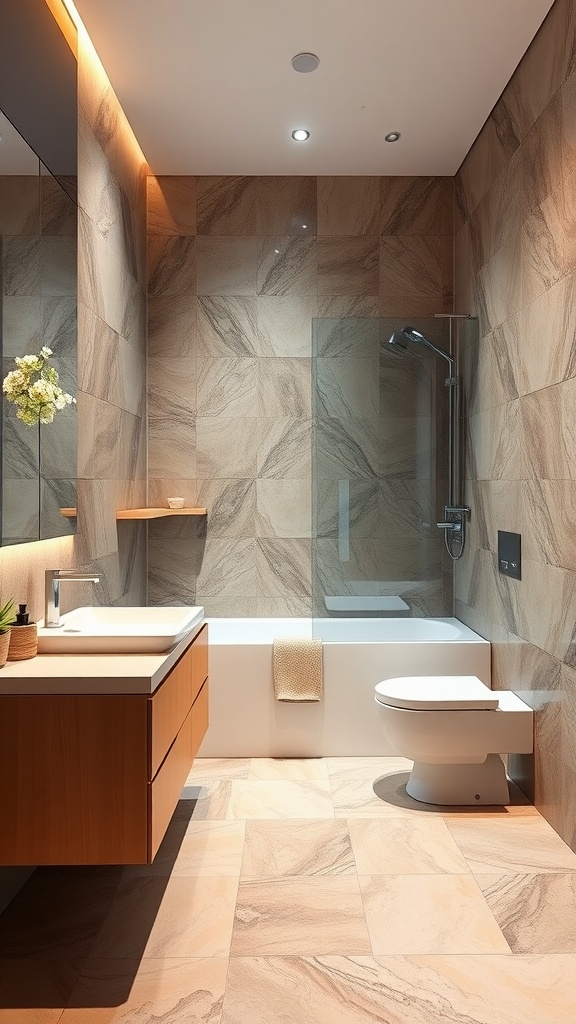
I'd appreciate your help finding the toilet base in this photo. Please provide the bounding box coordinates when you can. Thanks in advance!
[406,754,510,806]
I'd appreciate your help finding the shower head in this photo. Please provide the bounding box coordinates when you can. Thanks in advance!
[386,326,455,373]
[386,331,410,354]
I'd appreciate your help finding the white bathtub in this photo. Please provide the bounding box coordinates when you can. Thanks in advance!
[199,617,491,757]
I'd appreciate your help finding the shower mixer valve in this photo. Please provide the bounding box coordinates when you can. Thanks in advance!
[436,506,471,533]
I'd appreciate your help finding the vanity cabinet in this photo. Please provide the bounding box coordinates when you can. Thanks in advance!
[0,624,209,866]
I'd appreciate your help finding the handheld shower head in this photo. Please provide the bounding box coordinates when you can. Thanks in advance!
[386,331,409,354]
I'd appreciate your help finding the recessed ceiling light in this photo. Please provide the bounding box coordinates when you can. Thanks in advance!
[291,52,320,73]
[292,129,310,142]
[385,132,401,143]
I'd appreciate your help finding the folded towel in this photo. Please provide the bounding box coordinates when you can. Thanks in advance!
[273,636,323,702]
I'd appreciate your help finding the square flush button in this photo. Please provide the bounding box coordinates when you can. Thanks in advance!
[498,531,521,580]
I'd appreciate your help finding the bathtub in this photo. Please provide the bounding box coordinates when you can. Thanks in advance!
[198,617,491,757]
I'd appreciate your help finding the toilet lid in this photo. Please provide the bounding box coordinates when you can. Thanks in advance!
[374,675,499,710]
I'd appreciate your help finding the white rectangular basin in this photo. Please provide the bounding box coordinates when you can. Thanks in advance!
[37,606,204,654]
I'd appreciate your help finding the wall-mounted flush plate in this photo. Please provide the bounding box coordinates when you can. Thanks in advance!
[498,530,521,580]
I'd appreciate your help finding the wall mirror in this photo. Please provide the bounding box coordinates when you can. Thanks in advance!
[0,0,77,545]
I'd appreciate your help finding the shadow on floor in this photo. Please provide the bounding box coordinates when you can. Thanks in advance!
[0,797,198,1011]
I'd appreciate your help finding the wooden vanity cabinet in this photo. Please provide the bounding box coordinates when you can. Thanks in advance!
[0,624,209,866]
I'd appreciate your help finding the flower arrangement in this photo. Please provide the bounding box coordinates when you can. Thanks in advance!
[2,347,75,426]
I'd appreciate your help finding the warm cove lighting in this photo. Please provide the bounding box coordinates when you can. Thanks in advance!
[292,129,310,142]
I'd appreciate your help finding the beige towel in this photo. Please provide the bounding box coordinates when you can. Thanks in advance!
[273,636,323,701]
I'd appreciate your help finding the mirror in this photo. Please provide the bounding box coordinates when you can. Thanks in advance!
[0,0,77,545]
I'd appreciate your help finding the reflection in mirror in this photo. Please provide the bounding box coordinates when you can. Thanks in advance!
[0,114,77,545]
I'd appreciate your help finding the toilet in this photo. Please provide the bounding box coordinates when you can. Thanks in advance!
[374,675,533,805]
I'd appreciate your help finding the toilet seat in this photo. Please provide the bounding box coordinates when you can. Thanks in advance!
[374,675,499,711]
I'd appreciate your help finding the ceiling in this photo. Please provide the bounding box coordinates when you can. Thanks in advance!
[73,0,555,176]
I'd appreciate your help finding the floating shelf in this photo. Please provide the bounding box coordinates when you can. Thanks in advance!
[116,508,207,520]
[59,508,77,517]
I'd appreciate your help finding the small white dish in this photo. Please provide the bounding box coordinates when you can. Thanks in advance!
[167,497,184,509]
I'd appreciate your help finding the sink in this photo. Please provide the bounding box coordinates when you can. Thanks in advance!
[37,606,204,654]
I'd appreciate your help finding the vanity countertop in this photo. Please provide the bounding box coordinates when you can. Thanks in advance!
[0,619,206,696]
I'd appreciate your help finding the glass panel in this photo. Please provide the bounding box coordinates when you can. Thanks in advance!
[311,315,453,630]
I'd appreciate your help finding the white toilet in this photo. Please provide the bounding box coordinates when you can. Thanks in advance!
[374,675,533,805]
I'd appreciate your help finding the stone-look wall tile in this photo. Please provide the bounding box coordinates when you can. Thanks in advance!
[197,296,258,356]
[523,480,576,570]
[560,70,576,274]
[257,177,316,235]
[317,237,378,296]
[317,177,380,235]
[147,175,196,235]
[379,236,452,312]
[78,208,143,344]
[196,539,258,597]
[197,357,257,417]
[315,418,378,480]
[256,479,311,538]
[257,418,312,479]
[1,296,41,356]
[148,235,195,296]
[315,356,379,418]
[457,116,511,223]
[380,177,454,236]
[469,150,522,269]
[508,276,576,396]
[196,236,257,295]
[258,358,311,417]
[148,292,197,358]
[2,235,40,295]
[256,596,313,617]
[315,317,379,359]
[79,303,144,416]
[315,479,380,539]
[258,237,317,295]
[256,539,312,597]
[148,418,196,479]
[521,378,576,481]
[559,664,576,775]
[196,418,257,479]
[197,176,257,235]
[148,478,197,509]
[467,400,524,482]
[317,295,379,318]
[511,0,576,145]
[148,537,196,605]
[256,295,317,356]
[196,479,256,539]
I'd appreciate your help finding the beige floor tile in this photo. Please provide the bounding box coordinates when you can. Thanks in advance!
[91,875,239,959]
[187,757,250,782]
[226,780,334,819]
[177,781,232,820]
[326,756,412,777]
[478,873,576,953]
[348,818,470,875]
[222,954,576,1024]
[446,816,576,873]
[124,820,246,877]
[248,757,329,781]
[241,820,355,877]
[0,960,81,1024]
[359,874,511,955]
[330,758,438,818]
[60,958,228,1023]
[231,877,371,955]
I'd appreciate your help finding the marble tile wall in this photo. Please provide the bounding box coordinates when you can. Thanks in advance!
[147,175,453,614]
[454,0,576,848]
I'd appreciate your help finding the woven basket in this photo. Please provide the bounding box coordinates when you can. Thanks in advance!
[7,623,38,661]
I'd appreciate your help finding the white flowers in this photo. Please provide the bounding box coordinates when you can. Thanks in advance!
[2,346,76,426]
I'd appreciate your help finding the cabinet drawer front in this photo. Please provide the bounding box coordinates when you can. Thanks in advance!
[149,650,192,780]
[192,680,209,755]
[148,705,195,860]
[190,623,208,702]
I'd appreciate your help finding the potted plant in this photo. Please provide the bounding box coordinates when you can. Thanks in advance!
[0,599,16,668]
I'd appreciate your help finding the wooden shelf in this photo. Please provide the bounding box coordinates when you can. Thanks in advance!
[59,508,77,517]
[116,508,207,520]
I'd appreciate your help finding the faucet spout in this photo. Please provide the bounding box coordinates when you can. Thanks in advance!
[44,569,101,628]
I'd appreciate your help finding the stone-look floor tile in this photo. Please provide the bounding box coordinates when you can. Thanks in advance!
[446,816,576,873]
[188,759,251,783]
[124,820,246,878]
[348,819,470,875]
[0,960,81,1024]
[478,873,576,953]
[61,958,227,1024]
[232,877,371,955]
[223,953,576,1024]
[359,875,511,955]
[91,876,239,959]
[328,757,440,818]
[248,758,329,781]
[226,781,334,820]
[176,782,233,821]
[241,820,354,878]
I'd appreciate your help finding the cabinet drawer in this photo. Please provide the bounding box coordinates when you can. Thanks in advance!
[192,680,209,756]
[148,704,195,860]
[149,649,192,780]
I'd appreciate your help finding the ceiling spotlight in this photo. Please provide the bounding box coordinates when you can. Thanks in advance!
[291,52,320,73]
[292,129,310,142]
[385,131,401,143]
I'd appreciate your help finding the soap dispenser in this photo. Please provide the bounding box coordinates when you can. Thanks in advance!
[7,603,38,661]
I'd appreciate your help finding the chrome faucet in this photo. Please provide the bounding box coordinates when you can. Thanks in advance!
[44,569,101,628]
